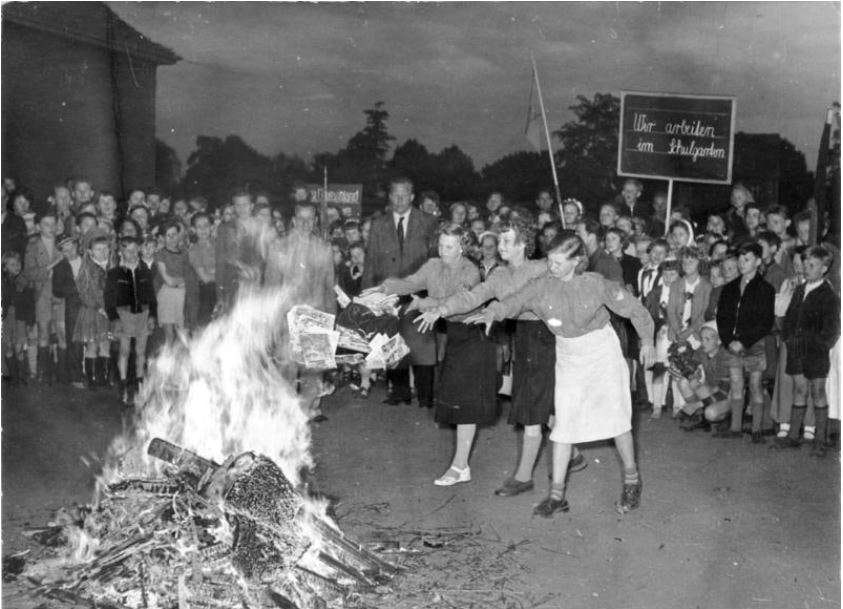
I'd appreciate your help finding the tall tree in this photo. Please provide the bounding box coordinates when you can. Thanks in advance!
[554,93,621,210]
[181,135,274,208]
[480,151,553,204]
[432,145,480,201]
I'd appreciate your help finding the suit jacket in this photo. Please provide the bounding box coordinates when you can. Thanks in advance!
[617,199,654,220]
[637,265,662,301]
[23,236,62,295]
[104,262,157,321]
[666,276,713,342]
[782,280,840,350]
[362,208,438,289]
[716,274,775,350]
[618,254,642,296]
[52,258,81,305]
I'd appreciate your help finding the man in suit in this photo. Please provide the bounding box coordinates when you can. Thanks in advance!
[362,177,438,406]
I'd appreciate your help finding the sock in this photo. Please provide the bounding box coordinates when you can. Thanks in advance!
[549,483,565,501]
[777,422,790,438]
[624,467,639,485]
[787,405,806,441]
[514,429,542,483]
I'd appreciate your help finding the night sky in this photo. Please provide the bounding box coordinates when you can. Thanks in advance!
[109,1,840,171]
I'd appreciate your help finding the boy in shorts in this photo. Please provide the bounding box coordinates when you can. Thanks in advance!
[773,246,840,456]
[715,243,775,442]
[105,237,157,405]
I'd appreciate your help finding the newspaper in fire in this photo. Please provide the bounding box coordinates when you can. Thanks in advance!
[287,305,338,369]
[364,332,410,370]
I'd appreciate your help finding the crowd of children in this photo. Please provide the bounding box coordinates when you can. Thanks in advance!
[1,176,840,459]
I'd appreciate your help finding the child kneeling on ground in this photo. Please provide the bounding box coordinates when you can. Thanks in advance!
[671,322,732,431]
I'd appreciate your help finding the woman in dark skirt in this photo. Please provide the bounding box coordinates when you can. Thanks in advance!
[416,217,586,496]
[363,223,498,486]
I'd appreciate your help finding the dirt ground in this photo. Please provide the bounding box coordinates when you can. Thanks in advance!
[2,380,840,609]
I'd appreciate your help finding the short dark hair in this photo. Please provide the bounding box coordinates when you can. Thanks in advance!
[230,187,253,202]
[577,217,602,237]
[295,201,318,217]
[765,204,789,219]
[119,236,141,248]
[708,239,729,258]
[648,238,670,254]
[546,229,586,258]
[737,242,763,259]
[190,212,211,227]
[499,215,537,258]
[128,205,148,218]
[805,245,833,270]
[389,176,413,191]
[35,210,56,224]
[419,190,440,205]
[756,231,781,251]
[793,210,812,225]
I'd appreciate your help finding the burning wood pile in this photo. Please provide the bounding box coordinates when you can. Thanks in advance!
[20,438,398,609]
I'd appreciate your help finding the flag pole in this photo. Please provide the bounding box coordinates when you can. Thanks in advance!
[531,52,563,214]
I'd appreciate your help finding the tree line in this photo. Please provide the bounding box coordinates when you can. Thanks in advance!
[156,94,815,219]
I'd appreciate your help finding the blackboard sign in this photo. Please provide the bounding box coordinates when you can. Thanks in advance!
[617,91,736,184]
[305,183,363,219]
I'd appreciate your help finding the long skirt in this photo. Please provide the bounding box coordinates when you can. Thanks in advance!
[509,320,555,426]
[435,321,499,426]
[549,324,631,444]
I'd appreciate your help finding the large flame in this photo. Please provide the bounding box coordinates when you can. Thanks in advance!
[100,284,312,490]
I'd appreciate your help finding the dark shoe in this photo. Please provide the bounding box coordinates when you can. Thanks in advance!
[568,453,588,473]
[84,357,97,390]
[616,481,642,513]
[770,437,801,450]
[712,429,743,439]
[382,395,411,406]
[494,477,534,497]
[533,496,569,518]
[680,412,706,431]
[310,413,328,423]
[750,431,766,444]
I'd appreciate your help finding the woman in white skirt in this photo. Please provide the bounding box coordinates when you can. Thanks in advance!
[479,231,655,517]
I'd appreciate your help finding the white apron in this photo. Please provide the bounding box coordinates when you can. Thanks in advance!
[827,338,840,420]
[549,324,632,444]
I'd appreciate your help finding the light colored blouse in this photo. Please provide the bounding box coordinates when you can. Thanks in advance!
[488,271,655,345]
[439,259,547,321]
[382,257,480,322]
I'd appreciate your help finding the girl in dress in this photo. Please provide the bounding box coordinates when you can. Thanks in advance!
[479,231,654,516]
[363,224,499,486]
[155,221,189,344]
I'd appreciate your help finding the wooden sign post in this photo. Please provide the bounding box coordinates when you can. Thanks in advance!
[617,91,737,233]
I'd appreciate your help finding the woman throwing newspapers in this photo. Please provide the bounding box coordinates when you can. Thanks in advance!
[414,217,589,499]
[361,223,500,486]
[471,231,655,517]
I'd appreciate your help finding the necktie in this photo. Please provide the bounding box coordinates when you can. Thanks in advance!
[397,216,405,248]
[684,291,694,301]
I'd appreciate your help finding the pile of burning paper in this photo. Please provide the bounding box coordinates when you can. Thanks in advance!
[288,304,408,371]
[20,439,398,609]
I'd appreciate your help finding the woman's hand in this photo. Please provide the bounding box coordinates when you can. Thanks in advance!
[464,308,496,336]
[414,309,442,333]
[639,344,655,369]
